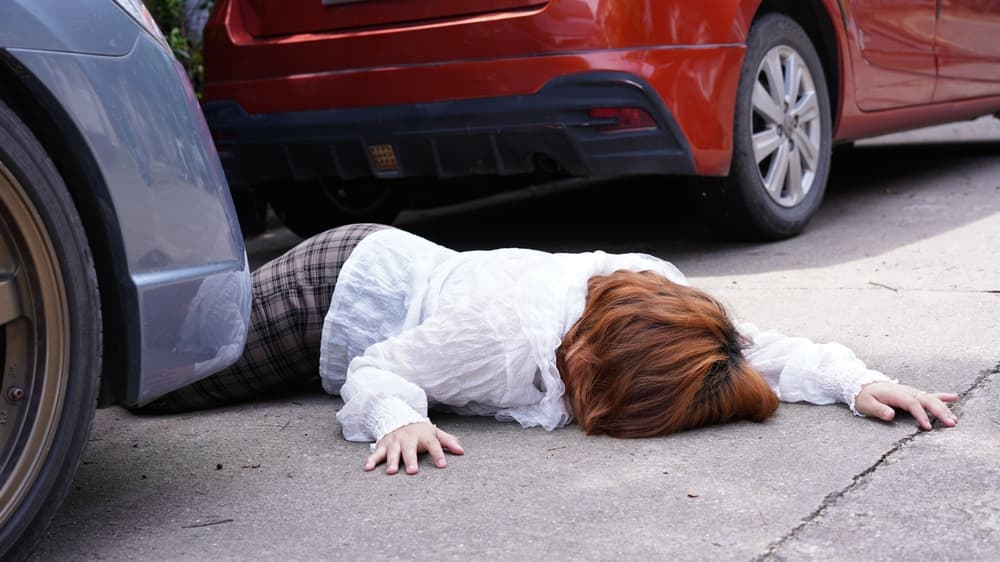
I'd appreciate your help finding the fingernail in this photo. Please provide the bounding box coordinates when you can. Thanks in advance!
[437,459,447,468]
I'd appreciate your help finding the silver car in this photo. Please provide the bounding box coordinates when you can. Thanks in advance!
[0,0,251,557]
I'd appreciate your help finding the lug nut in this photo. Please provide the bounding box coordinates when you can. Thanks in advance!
[7,386,24,401]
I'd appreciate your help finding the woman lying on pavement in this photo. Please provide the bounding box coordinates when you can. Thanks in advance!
[140,223,959,475]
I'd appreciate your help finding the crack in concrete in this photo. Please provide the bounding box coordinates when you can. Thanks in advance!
[752,361,1000,561]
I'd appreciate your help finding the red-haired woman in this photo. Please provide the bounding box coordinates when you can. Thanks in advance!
[145,224,958,474]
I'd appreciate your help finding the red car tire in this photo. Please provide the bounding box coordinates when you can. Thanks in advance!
[699,13,833,241]
[269,177,401,238]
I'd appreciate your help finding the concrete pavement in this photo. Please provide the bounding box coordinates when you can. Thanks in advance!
[31,118,1000,561]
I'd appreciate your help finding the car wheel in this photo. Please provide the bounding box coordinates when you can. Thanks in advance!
[231,188,270,239]
[698,13,832,240]
[0,100,102,560]
[270,177,400,238]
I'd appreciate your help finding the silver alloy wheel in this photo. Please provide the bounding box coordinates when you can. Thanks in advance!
[0,160,70,530]
[751,45,823,208]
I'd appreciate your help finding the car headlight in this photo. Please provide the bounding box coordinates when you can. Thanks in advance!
[112,0,171,51]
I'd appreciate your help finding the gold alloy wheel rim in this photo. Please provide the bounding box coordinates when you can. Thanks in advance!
[0,160,70,527]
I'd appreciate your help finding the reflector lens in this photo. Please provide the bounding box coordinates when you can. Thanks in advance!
[368,144,400,172]
[589,107,657,133]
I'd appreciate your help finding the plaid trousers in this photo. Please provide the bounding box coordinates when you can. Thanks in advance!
[139,223,390,413]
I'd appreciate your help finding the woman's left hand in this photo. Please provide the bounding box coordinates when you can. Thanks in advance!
[365,422,464,475]
[855,382,958,430]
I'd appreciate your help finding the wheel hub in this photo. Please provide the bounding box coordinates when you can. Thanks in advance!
[781,115,796,138]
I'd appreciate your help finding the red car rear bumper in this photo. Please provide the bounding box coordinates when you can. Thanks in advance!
[206,72,700,189]
[204,1,747,177]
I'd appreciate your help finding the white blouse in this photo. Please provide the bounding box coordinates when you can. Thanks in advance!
[319,229,890,443]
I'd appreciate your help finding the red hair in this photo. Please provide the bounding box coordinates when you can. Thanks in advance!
[557,270,778,438]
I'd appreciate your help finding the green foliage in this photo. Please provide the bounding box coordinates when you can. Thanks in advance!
[146,0,214,96]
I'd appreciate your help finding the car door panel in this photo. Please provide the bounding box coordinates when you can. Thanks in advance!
[934,0,1000,100]
[847,0,937,110]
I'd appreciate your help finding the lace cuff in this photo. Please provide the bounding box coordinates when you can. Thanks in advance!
[369,395,431,442]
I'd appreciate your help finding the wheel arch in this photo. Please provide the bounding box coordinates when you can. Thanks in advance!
[0,53,137,407]
[752,0,843,131]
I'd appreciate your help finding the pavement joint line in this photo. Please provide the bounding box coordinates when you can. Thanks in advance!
[752,361,1000,562]
[942,360,1000,418]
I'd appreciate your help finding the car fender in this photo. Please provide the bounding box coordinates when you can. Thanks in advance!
[0,0,138,57]
[2,26,251,406]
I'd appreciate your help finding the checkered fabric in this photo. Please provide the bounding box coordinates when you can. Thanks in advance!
[138,223,390,413]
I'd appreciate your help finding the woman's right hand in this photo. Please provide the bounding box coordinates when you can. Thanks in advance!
[365,422,465,474]
[855,381,958,430]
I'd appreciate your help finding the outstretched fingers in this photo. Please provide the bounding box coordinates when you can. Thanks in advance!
[363,423,464,475]
[902,394,934,430]
[886,389,958,430]
[933,392,960,404]
[435,428,465,456]
[856,391,897,422]
[424,437,447,469]
[916,392,959,428]
[364,437,414,474]
[402,443,420,475]
[365,443,387,472]
[385,441,403,474]
[857,382,959,430]
[416,428,463,470]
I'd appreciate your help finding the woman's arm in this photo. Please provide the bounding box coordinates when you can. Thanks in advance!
[336,365,432,443]
[737,322,957,428]
[337,356,470,475]
[337,362,466,474]
[337,304,518,473]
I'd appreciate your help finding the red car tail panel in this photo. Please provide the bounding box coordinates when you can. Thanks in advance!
[206,0,751,82]
[237,0,549,37]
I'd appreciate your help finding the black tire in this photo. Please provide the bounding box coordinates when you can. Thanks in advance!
[231,188,270,239]
[269,177,401,239]
[0,100,102,560]
[696,13,833,240]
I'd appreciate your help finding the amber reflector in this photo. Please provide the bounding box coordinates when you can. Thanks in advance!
[368,144,400,171]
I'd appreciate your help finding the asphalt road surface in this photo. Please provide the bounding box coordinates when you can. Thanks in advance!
[32,118,1000,561]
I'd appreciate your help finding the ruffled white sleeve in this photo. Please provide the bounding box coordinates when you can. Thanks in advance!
[336,303,532,443]
[336,365,431,444]
[737,321,894,415]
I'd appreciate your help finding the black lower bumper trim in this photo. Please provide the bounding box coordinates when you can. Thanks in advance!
[204,71,696,188]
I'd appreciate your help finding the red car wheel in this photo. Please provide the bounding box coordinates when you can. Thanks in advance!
[269,177,401,238]
[701,13,833,241]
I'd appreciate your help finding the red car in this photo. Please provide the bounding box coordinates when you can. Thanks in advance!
[203,0,1000,240]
